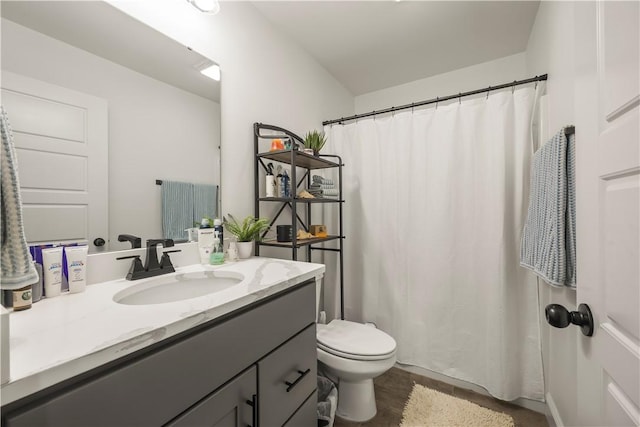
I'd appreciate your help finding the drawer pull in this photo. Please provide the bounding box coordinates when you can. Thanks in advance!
[284,368,311,392]
[245,394,257,427]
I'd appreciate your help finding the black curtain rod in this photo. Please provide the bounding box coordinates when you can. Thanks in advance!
[323,74,548,126]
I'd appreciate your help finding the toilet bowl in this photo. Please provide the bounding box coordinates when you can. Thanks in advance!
[317,319,397,422]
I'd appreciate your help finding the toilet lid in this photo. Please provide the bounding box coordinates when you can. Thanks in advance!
[317,320,396,360]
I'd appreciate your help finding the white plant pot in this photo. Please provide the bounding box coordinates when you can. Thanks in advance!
[236,241,254,259]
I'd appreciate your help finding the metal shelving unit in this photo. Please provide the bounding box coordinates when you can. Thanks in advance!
[254,122,345,319]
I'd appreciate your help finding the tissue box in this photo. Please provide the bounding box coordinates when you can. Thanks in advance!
[310,225,327,237]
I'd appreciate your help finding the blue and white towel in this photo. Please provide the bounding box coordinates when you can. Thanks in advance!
[162,181,218,241]
[520,127,576,287]
[1,106,38,290]
[161,181,193,241]
[193,184,218,226]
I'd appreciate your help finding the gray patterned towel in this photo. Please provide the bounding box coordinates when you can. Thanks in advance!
[520,127,576,287]
[1,106,38,290]
[162,181,218,241]
[312,175,334,186]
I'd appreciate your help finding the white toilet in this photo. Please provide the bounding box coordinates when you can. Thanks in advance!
[317,319,397,422]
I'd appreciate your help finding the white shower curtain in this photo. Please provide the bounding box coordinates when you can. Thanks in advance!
[323,87,544,401]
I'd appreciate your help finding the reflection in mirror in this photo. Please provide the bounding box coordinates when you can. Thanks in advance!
[1,1,221,253]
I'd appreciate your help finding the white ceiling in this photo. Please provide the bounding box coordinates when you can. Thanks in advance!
[1,1,220,102]
[252,1,540,96]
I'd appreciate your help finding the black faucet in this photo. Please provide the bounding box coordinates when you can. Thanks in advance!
[116,239,181,280]
[144,239,174,271]
[118,234,142,249]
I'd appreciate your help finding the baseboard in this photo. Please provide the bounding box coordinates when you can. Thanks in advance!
[545,392,563,427]
[395,363,548,414]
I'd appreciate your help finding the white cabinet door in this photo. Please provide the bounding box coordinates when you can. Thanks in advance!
[1,71,108,252]
[575,2,640,425]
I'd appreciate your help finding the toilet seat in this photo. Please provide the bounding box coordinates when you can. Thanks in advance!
[317,320,396,361]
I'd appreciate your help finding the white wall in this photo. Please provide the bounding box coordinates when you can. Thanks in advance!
[355,53,528,113]
[1,18,221,251]
[525,2,578,426]
[107,1,354,221]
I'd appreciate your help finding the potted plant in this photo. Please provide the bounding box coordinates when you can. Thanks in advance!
[223,214,270,259]
[303,130,327,156]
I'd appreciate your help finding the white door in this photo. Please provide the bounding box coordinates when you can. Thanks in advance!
[575,1,640,426]
[1,71,109,252]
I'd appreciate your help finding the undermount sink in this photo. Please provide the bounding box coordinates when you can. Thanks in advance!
[113,270,244,305]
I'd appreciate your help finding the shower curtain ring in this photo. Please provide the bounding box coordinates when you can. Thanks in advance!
[535,81,538,90]
[486,86,491,100]
[436,97,439,109]
[411,102,415,114]
[512,81,517,94]
[458,93,462,104]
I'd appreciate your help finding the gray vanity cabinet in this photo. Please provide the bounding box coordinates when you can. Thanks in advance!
[2,281,317,427]
[167,366,257,427]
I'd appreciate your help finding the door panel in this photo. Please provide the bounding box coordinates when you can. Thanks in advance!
[601,1,640,119]
[22,206,87,243]
[600,324,640,408]
[1,89,86,142]
[605,380,639,427]
[602,174,640,339]
[16,149,87,190]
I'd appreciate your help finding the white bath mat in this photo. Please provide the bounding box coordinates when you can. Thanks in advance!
[400,383,515,427]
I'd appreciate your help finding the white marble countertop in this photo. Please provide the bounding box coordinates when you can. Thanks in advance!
[0,257,324,406]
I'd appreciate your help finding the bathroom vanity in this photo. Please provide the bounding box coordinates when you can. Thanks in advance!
[0,257,324,426]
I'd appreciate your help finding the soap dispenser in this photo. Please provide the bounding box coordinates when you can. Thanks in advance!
[209,237,224,265]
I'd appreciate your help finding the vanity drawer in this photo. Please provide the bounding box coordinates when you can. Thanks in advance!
[259,324,317,427]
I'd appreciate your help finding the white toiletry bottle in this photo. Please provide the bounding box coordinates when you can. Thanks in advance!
[198,219,215,264]
[213,219,224,247]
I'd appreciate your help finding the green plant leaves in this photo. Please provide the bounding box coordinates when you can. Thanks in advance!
[223,214,270,242]
[303,130,326,152]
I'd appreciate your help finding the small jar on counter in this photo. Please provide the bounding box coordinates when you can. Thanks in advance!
[1,285,32,311]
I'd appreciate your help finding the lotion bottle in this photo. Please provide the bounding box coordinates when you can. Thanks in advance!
[209,237,224,265]
[198,220,215,264]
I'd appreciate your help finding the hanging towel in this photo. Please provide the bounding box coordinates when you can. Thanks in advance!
[1,106,38,290]
[520,127,576,287]
[161,181,193,241]
[193,184,217,226]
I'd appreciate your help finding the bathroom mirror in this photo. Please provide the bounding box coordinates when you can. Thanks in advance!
[0,1,221,253]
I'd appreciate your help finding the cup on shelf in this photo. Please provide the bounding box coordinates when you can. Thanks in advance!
[270,139,284,151]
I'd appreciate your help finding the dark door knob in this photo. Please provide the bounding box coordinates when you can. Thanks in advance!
[545,303,594,337]
[93,237,106,247]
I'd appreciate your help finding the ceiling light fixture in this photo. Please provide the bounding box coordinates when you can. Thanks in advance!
[200,64,221,81]
[187,0,220,15]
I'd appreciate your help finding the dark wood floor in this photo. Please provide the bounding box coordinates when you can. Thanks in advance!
[333,367,549,427]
